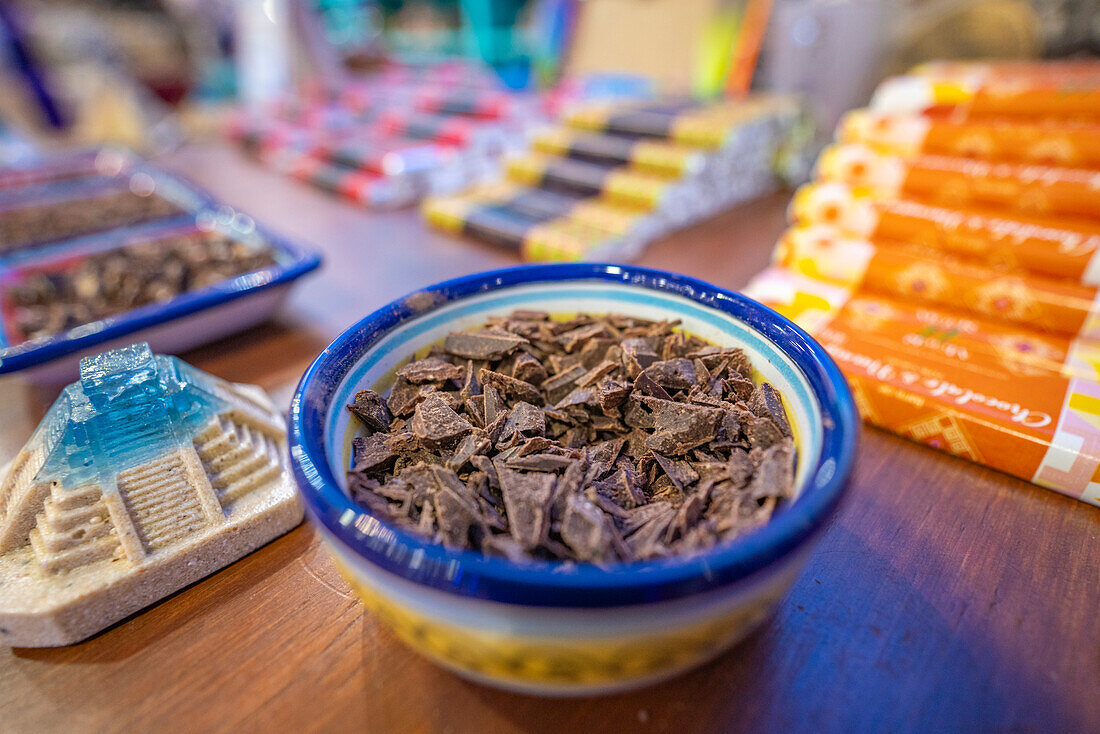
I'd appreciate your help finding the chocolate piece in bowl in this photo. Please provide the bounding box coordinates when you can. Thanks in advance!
[344,311,798,563]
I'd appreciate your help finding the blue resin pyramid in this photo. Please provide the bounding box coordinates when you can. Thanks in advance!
[31,343,237,491]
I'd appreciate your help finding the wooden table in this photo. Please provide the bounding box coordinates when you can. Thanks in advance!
[1,143,1097,733]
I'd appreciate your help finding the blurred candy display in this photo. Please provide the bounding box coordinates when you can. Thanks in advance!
[423,94,802,261]
[227,61,571,209]
[745,60,1100,506]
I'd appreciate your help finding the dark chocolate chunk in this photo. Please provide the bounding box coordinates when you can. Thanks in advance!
[722,410,742,442]
[541,364,587,394]
[625,503,676,559]
[447,433,491,471]
[352,433,398,476]
[483,383,503,424]
[410,393,473,448]
[344,309,796,565]
[726,377,756,402]
[558,323,612,352]
[479,368,542,404]
[641,358,696,390]
[560,494,613,561]
[555,387,598,409]
[727,448,754,487]
[621,338,660,376]
[634,371,672,400]
[652,453,700,491]
[506,454,577,472]
[348,388,393,432]
[577,360,619,388]
[444,330,528,360]
[397,356,465,383]
[597,376,631,412]
[510,309,550,321]
[512,352,549,385]
[497,465,556,550]
[749,383,792,437]
[747,439,795,500]
[431,467,483,549]
[387,376,425,417]
[510,401,546,436]
[644,399,722,455]
[745,415,784,450]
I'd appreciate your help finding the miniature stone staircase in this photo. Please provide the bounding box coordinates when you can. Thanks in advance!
[28,483,120,573]
[116,453,209,553]
[193,415,284,509]
[0,446,50,553]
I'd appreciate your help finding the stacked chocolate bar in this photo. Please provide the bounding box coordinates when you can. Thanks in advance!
[423,96,801,261]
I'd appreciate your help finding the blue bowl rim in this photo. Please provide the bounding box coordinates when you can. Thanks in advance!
[289,263,858,608]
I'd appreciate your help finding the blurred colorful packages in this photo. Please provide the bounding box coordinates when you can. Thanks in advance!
[226,62,652,210]
[745,60,1100,505]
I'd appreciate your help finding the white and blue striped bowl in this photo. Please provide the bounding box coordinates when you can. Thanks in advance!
[289,264,858,696]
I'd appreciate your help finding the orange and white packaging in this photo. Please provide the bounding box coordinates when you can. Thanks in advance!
[871,63,1100,118]
[816,143,1100,221]
[839,109,1100,168]
[775,224,1100,342]
[789,181,1100,285]
[745,266,1100,506]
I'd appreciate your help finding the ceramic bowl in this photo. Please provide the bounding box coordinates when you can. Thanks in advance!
[289,263,858,696]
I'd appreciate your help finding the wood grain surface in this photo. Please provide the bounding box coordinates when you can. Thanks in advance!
[0,143,1096,734]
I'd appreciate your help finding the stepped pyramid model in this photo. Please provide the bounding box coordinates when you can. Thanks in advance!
[0,343,302,647]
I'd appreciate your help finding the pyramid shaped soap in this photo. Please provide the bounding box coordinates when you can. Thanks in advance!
[0,343,302,646]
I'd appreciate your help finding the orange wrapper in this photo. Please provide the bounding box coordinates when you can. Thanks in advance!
[745,266,1100,505]
[872,67,1100,118]
[911,60,1100,83]
[775,225,1100,342]
[818,143,1100,221]
[839,109,1100,168]
[790,182,1100,285]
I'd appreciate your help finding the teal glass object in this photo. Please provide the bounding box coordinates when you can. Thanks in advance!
[30,343,237,491]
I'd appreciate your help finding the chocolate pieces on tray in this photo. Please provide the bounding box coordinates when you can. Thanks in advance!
[0,187,183,253]
[4,230,278,342]
[346,311,796,564]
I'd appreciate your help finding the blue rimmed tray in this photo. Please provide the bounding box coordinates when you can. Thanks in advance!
[0,152,322,382]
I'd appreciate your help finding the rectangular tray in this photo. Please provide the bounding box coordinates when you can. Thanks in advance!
[0,153,321,380]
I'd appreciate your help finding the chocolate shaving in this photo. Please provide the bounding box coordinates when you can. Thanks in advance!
[397,356,465,383]
[348,389,393,432]
[345,311,797,564]
[410,393,473,448]
[749,383,793,437]
[445,330,528,360]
